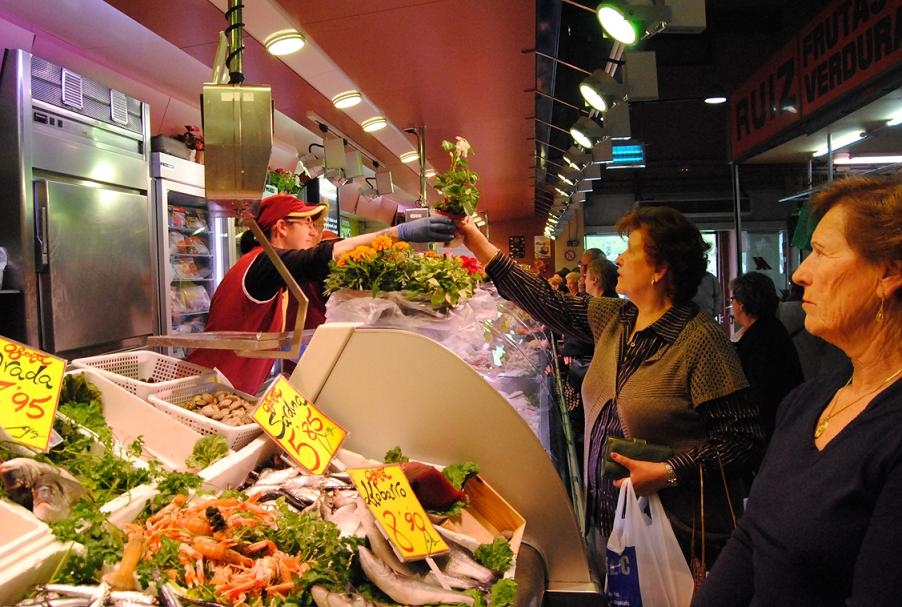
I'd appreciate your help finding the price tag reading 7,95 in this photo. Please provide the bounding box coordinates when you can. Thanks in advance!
[251,376,347,475]
[0,336,66,451]
[348,465,448,560]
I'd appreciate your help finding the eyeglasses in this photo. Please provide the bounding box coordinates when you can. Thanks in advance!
[284,216,315,225]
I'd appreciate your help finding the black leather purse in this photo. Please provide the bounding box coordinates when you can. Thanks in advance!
[602,436,674,479]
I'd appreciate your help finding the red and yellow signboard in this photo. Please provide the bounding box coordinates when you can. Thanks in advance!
[730,0,902,159]
[251,376,347,475]
[0,337,66,451]
[348,464,449,560]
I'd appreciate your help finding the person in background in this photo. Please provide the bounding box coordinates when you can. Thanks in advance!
[579,248,605,293]
[548,273,565,292]
[693,270,723,319]
[455,205,763,573]
[729,271,804,442]
[694,176,902,607]
[585,258,619,298]
[186,194,455,394]
[777,281,851,381]
[565,270,580,295]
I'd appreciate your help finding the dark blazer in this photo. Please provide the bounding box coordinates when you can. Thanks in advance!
[735,315,804,441]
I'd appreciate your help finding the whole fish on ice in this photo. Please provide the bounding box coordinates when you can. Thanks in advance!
[357,546,475,606]
[0,457,85,522]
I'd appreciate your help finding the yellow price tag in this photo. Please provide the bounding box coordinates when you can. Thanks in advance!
[348,465,449,560]
[0,337,66,451]
[251,376,347,475]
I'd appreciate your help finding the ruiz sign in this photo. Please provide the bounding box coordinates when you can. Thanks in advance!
[730,0,902,160]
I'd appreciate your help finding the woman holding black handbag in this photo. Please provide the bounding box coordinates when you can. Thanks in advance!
[455,206,765,576]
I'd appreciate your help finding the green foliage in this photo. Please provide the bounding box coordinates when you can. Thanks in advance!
[325,237,485,312]
[267,167,307,196]
[433,137,479,217]
[442,461,480,490]
[185,434,230,469]
[491,578,519,607]
[383,445,409,463]
[475,538,514,575]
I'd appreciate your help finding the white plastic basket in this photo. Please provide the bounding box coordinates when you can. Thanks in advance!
[70,350,209,400]
[148,381,262,450]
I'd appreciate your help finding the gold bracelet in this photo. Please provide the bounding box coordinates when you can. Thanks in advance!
[664,462,678,487]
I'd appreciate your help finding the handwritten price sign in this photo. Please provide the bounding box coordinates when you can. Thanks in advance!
[348,465,448,560]
[0,337,66,451]
[251,376,347,475]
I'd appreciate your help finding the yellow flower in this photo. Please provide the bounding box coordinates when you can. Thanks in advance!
[372,235,393,252]
[392,241,411,252]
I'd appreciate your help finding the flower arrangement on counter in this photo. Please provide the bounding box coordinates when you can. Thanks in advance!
[324,235,486,311]
[267,167,310,196]
[176,124,204,151]
[432,136,479,218]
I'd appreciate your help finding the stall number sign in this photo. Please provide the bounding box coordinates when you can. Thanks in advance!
[251,376,347,475]
[348,465,449,560]
[0,337,66,451]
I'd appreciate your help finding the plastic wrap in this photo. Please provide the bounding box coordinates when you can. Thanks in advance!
[325,285,551,444]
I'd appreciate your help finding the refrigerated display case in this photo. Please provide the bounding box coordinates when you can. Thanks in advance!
[152,152,235,357]
[0,49,154,358]
[288,323,602,604]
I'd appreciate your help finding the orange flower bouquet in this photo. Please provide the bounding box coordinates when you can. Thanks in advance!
[324,235,485,311]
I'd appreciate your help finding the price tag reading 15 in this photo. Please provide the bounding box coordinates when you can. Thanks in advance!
[0,336,66,452]
[348,465,448,560]
[251,376,347,475]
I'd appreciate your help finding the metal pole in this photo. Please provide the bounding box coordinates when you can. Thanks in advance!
[225,0,245,83]
[731,161,743,274]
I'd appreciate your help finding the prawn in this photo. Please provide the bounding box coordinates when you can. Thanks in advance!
[192,536,254,568]
[102,525,145,591]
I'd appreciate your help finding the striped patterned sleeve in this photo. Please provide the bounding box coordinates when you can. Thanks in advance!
[486,251,593,342]
[669,387,765,480]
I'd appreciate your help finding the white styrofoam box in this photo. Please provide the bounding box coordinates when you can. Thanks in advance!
[147,382,262,450]
[0,533,71,606]
[67,369,208,471]
[0,500,56,565]
[70,350,210,400]
[200,434,282,489]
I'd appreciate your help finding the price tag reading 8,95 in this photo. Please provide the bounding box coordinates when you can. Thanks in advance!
[348,465,448,560]
[0,336,66,451]
[251,376,347,475]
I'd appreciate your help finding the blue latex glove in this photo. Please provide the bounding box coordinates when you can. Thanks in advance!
[397,215,456,242]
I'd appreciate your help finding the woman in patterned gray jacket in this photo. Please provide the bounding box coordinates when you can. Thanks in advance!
[455,206,764,573]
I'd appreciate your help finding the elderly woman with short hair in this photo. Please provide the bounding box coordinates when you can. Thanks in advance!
[695,176,902,606]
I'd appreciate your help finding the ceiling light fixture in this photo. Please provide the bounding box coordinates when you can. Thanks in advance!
[579,68,629,112]
[424,168,437,178]
[331,90,362,109]
[812,131,866,157]
[704,95,727,105]
[832,153,902,165]
[400,151,420,164]
[570,116,606,149]
[596,1,672,46]
[361,116,387,132]
[264,30,306,56]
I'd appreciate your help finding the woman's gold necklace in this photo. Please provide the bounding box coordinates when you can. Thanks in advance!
[814,367,902,439]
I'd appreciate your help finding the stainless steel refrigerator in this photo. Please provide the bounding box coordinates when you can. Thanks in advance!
[152,152,235,358]
[0,49,156,359]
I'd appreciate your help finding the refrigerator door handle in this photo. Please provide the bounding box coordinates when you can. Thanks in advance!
[34,181,49,273]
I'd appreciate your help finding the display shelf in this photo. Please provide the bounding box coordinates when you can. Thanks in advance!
[288,323,600,600]
[168,225,210,234]
[171,277,213,283]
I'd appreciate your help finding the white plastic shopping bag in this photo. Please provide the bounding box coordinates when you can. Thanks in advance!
[605,478,694,607]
